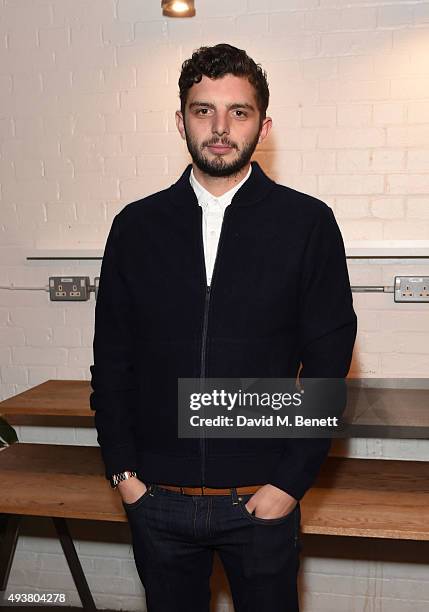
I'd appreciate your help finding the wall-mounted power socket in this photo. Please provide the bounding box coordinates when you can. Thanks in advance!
[394,276,429,302]
[49,276,90,301]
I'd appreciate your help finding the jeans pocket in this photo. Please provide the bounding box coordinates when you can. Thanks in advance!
[238,493,298,525]
[122,484,154,512]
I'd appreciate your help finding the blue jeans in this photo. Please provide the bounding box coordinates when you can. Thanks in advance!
[122,484,302,612]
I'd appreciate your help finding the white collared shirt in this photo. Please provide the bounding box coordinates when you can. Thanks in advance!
[189,165,252,285]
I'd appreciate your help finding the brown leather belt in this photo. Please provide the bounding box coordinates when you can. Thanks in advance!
[155,484,264,496]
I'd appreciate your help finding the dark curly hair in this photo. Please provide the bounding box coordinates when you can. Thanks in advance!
[178,43,269,120]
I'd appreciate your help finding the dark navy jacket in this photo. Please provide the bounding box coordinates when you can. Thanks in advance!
[89,161,357,500]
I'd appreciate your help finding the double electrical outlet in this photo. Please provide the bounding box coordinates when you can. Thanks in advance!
[49,276,100,301]
[394,276,429,303]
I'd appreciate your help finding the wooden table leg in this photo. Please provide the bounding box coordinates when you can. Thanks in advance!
[52,517,97,611]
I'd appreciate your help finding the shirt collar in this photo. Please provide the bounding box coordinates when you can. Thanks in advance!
[170,160,277,210]
[189,164,252,210]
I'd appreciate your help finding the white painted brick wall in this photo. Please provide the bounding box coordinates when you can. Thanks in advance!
[1,1,429,610]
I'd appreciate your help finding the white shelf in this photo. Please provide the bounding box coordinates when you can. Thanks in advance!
[26,249,104,260]
[345,241,429,258]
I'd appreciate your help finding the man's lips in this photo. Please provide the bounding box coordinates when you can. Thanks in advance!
[206,144,233,154]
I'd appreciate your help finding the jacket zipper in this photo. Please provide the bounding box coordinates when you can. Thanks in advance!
[198,205,232,486]
[199,285,210,486]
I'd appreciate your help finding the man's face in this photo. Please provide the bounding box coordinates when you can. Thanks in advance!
[176,74,271,178]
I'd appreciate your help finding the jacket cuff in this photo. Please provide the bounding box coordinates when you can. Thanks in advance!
[98,446,138,481]
[268,437,332,501]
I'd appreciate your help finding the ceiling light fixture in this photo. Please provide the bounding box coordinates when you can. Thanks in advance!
[161,0,196,18]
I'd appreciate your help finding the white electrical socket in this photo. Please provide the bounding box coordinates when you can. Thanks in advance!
[394,276,429,303]
[49,276,90,301]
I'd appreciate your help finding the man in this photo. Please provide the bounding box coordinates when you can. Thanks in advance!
[90,44,357,612]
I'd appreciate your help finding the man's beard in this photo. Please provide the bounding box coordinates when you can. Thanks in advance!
[183,122,261,178]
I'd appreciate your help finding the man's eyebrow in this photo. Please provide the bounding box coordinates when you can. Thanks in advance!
[188,101,256,112]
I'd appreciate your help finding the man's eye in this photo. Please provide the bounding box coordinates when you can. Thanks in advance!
[234,110,247,117]
[196,108,210,115]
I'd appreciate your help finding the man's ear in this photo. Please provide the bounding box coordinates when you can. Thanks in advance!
[258,116,273,144]
[175,110,186,140]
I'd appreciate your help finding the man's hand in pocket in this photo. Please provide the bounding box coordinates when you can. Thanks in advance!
[245,484,297,519]
[118,478,147,504]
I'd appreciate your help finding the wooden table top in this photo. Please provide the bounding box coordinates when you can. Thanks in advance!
[1,380,428,435]
[1,442,428,540]
[0,380,94,427]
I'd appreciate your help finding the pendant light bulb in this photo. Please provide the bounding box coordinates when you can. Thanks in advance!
[161,0,196,18]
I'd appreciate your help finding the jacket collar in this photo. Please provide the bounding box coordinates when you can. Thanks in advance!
[189,164,252,210]
[168,160,276,208]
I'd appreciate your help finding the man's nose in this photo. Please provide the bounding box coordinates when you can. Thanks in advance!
[212,112,230,136]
